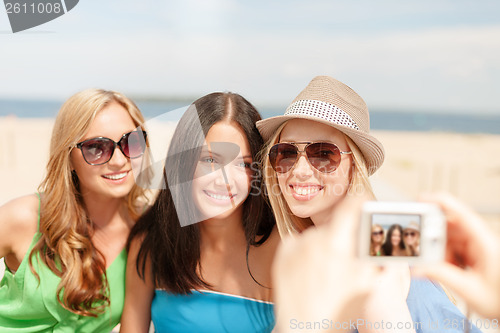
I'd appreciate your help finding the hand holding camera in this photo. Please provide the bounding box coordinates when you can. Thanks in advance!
[272,195,380,332]
[413,193,500,320]
[273,193,500,330]
[273,195,415,332]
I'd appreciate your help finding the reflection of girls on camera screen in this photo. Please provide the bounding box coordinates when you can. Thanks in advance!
[0,89,149,332]
[120,92,279,333]
[370,224,384,256]
[403,222,420,256]
[381,224,406,256]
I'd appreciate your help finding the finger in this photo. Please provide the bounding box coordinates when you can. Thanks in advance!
[326,192,371,255]
[420,193,490,237]
[421,193,496,264]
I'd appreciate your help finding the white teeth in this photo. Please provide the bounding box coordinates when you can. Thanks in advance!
[294,187,320,195]
[205,191,232,200]
[103,172,127,180]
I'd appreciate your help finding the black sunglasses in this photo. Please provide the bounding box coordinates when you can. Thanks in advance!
[269,142,352,174]
[372,230,384,236]
[75,130,147,165]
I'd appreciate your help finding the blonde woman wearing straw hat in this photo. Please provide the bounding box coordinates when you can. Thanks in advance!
[258,76,481,332]
[403,221,421,256]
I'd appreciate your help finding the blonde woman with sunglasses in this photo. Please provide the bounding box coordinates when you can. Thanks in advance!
[370,224,384,257]
[0,89,150,332]
[403,222,420,256]
[259,76,481,332]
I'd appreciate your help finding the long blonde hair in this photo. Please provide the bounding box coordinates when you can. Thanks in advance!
[260,121,375,237]
[370,224,384,256]
[31,89,149,316]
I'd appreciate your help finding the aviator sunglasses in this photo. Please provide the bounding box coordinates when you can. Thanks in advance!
[269,142,352,174]
[75,130,147,165]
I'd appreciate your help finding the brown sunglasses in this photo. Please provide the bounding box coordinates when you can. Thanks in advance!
[269,142,352,174]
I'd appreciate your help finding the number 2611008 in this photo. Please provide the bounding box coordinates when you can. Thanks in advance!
[5,2,62,14]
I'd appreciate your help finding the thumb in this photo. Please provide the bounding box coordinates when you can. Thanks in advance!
[326,193,370,256]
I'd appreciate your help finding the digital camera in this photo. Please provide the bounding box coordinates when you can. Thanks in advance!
[359,201,446,264]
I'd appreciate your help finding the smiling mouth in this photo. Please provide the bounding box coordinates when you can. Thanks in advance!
[290,185,323,196]
[203,190,235,200]
[102,171,128,180]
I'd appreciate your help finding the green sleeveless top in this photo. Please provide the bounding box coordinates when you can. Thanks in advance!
[0,194,127,332]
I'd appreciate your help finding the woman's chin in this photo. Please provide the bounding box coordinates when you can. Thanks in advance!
[289,208,311,220]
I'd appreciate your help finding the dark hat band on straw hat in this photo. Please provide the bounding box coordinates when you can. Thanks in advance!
[285,99,360,130]
[404,221,420,232]
[256,75,385,175]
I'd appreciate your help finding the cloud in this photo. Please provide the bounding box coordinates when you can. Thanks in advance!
[1,5,499,114]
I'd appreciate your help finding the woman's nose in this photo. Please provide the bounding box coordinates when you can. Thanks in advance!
[108,146,128,167]
[213,165,233,187]
[292,154,313,179]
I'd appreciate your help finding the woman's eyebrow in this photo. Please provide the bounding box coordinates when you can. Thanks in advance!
[201,151,251,160]
[228,155,253,163]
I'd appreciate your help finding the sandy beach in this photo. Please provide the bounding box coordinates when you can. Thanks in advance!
[1,116,500,332]
[1,116,499,224]
[373,130,500,227]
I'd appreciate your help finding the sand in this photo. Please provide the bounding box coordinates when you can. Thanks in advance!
[0,116,54,205]
[373,130,500,228]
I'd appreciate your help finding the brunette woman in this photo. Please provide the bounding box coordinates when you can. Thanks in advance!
[120,92,278,333]
[381,224,406,256]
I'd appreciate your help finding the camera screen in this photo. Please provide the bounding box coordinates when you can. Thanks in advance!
[369,213,421,257]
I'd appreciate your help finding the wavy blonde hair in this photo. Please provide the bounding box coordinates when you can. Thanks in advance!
[31,89,149,316]
[260,121,375,237]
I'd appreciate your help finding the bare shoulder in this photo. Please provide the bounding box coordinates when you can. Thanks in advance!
[262,225,281,253]
[253,225,281,263]
[0,194,39,256]
[126,233,154,287]
[0,194,39,232]
[249,226,280,293]
[128,234,146,258]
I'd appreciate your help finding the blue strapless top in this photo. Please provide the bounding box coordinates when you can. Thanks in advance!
[353,278,481,333]
[406,278,481,333]
[151,289,275,333]
[151,279,479,333]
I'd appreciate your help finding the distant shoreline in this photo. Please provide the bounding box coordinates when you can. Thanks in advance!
[2,108,500,135]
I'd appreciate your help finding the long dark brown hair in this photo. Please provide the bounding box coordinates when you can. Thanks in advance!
[128,92,275,293]
[381,224,405,256]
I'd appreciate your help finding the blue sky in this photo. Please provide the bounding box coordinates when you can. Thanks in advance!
[1,0,499,113]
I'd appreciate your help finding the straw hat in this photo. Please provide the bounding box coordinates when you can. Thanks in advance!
[256,76,385,175]
[404,221,420,233]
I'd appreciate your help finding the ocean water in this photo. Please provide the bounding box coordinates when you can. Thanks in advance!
[1,99,499,134]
